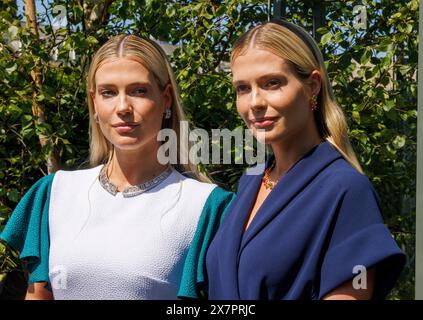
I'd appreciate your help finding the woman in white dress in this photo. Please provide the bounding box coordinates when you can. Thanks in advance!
[0,35,233,300]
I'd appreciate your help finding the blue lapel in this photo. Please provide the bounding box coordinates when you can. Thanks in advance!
[216,169,263,298]
[239,142,343,253]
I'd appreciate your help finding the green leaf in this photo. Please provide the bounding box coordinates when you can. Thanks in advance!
[7,189,19,202]
[166,6,176,17]
[8,105,22,116]
[383,99,396,112]
[392,135,406,149]
[320,32,333,45]
[86,36,98,45]
[5,64,17,74]
[7,25,18,38]
[352,110,361,123]
[360,50,372,65]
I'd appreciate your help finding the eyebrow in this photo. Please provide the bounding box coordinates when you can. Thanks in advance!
[232,72,288,86]
[96,82,151,88]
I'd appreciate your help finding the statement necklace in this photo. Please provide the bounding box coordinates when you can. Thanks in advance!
[262,160,278,190]
[99,165,173,198]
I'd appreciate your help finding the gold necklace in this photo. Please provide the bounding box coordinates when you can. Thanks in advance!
[262,160,278,190]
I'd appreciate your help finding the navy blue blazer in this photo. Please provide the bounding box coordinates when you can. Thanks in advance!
[206,141,405,300]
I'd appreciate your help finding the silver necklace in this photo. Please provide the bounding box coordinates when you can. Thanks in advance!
[99,165,173,198]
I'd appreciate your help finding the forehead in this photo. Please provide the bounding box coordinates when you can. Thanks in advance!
[231,48,292,80]
[95,57,153,85]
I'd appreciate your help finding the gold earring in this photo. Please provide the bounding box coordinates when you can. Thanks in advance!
[310,95,318,112]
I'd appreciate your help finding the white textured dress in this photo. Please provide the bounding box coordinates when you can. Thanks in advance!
[47,165,216,300]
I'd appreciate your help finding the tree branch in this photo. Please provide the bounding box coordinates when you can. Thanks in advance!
[24,0,60,174]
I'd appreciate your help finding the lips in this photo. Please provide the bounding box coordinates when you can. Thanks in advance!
[112,122,140,133]
[251,117,278,129]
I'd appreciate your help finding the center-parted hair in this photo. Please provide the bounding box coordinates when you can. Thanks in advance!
[231,20,363,173]
[87,35,209,182]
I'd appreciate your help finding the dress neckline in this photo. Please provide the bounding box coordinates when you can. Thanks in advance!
[98,165,173,198]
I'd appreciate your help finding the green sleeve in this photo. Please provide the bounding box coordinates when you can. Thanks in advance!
[0,174,54,284]
[177,186,235,299]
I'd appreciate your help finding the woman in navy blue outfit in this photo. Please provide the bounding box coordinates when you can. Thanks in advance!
[205,20,405,300]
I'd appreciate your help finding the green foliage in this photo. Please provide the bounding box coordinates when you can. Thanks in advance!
[318,0,418,299]
[0,240,26,299]
[0,0,417,299]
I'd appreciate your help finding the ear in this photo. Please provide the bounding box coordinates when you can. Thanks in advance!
[307,70,322,97]
[162,84,173,111]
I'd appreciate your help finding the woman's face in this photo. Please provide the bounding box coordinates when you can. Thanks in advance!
[92,57,171,152]
[231,48,320,145]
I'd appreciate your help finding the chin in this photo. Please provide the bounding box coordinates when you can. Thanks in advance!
[110,138,143,150]
[251,127,285,145]
[114,144,143,151]
[265,130,302,147]
[111,133,159,152]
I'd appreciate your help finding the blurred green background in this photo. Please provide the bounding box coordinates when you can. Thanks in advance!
[0,0,417,299]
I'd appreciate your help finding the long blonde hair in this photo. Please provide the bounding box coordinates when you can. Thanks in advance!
[87,34,209,181]
[231,20,363,173]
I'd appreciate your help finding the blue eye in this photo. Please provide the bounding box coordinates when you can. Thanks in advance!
[131,87,147,96]
[100,90,115,97]
[235,85,249,94]
[265,79,281,88]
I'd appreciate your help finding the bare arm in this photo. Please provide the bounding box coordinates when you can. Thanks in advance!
[25,282,54,300]
[323,267,376,300]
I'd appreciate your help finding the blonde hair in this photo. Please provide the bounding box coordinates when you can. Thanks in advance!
[87,34,210,182]
[231,21,363,173]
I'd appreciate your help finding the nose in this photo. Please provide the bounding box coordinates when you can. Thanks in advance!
[249,87,266,111]
[116,93,132,115]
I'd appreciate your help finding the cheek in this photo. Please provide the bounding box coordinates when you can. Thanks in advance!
[268,90,298,110]
[279,96,311,130]
[270,87,309,116]
[94,97,114,118]
[137,99,163,120]
[236,96,250,121]
[133,100,165,131]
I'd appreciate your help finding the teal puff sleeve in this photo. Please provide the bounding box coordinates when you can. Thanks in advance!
[0,174,54,284]
[178,186,235,299]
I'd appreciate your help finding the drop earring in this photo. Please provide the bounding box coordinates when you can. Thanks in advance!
[165,108,171,119]
[310,95,318,112]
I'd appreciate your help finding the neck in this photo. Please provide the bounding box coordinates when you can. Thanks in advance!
[269,130,323,180]
[107,142,168,192]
